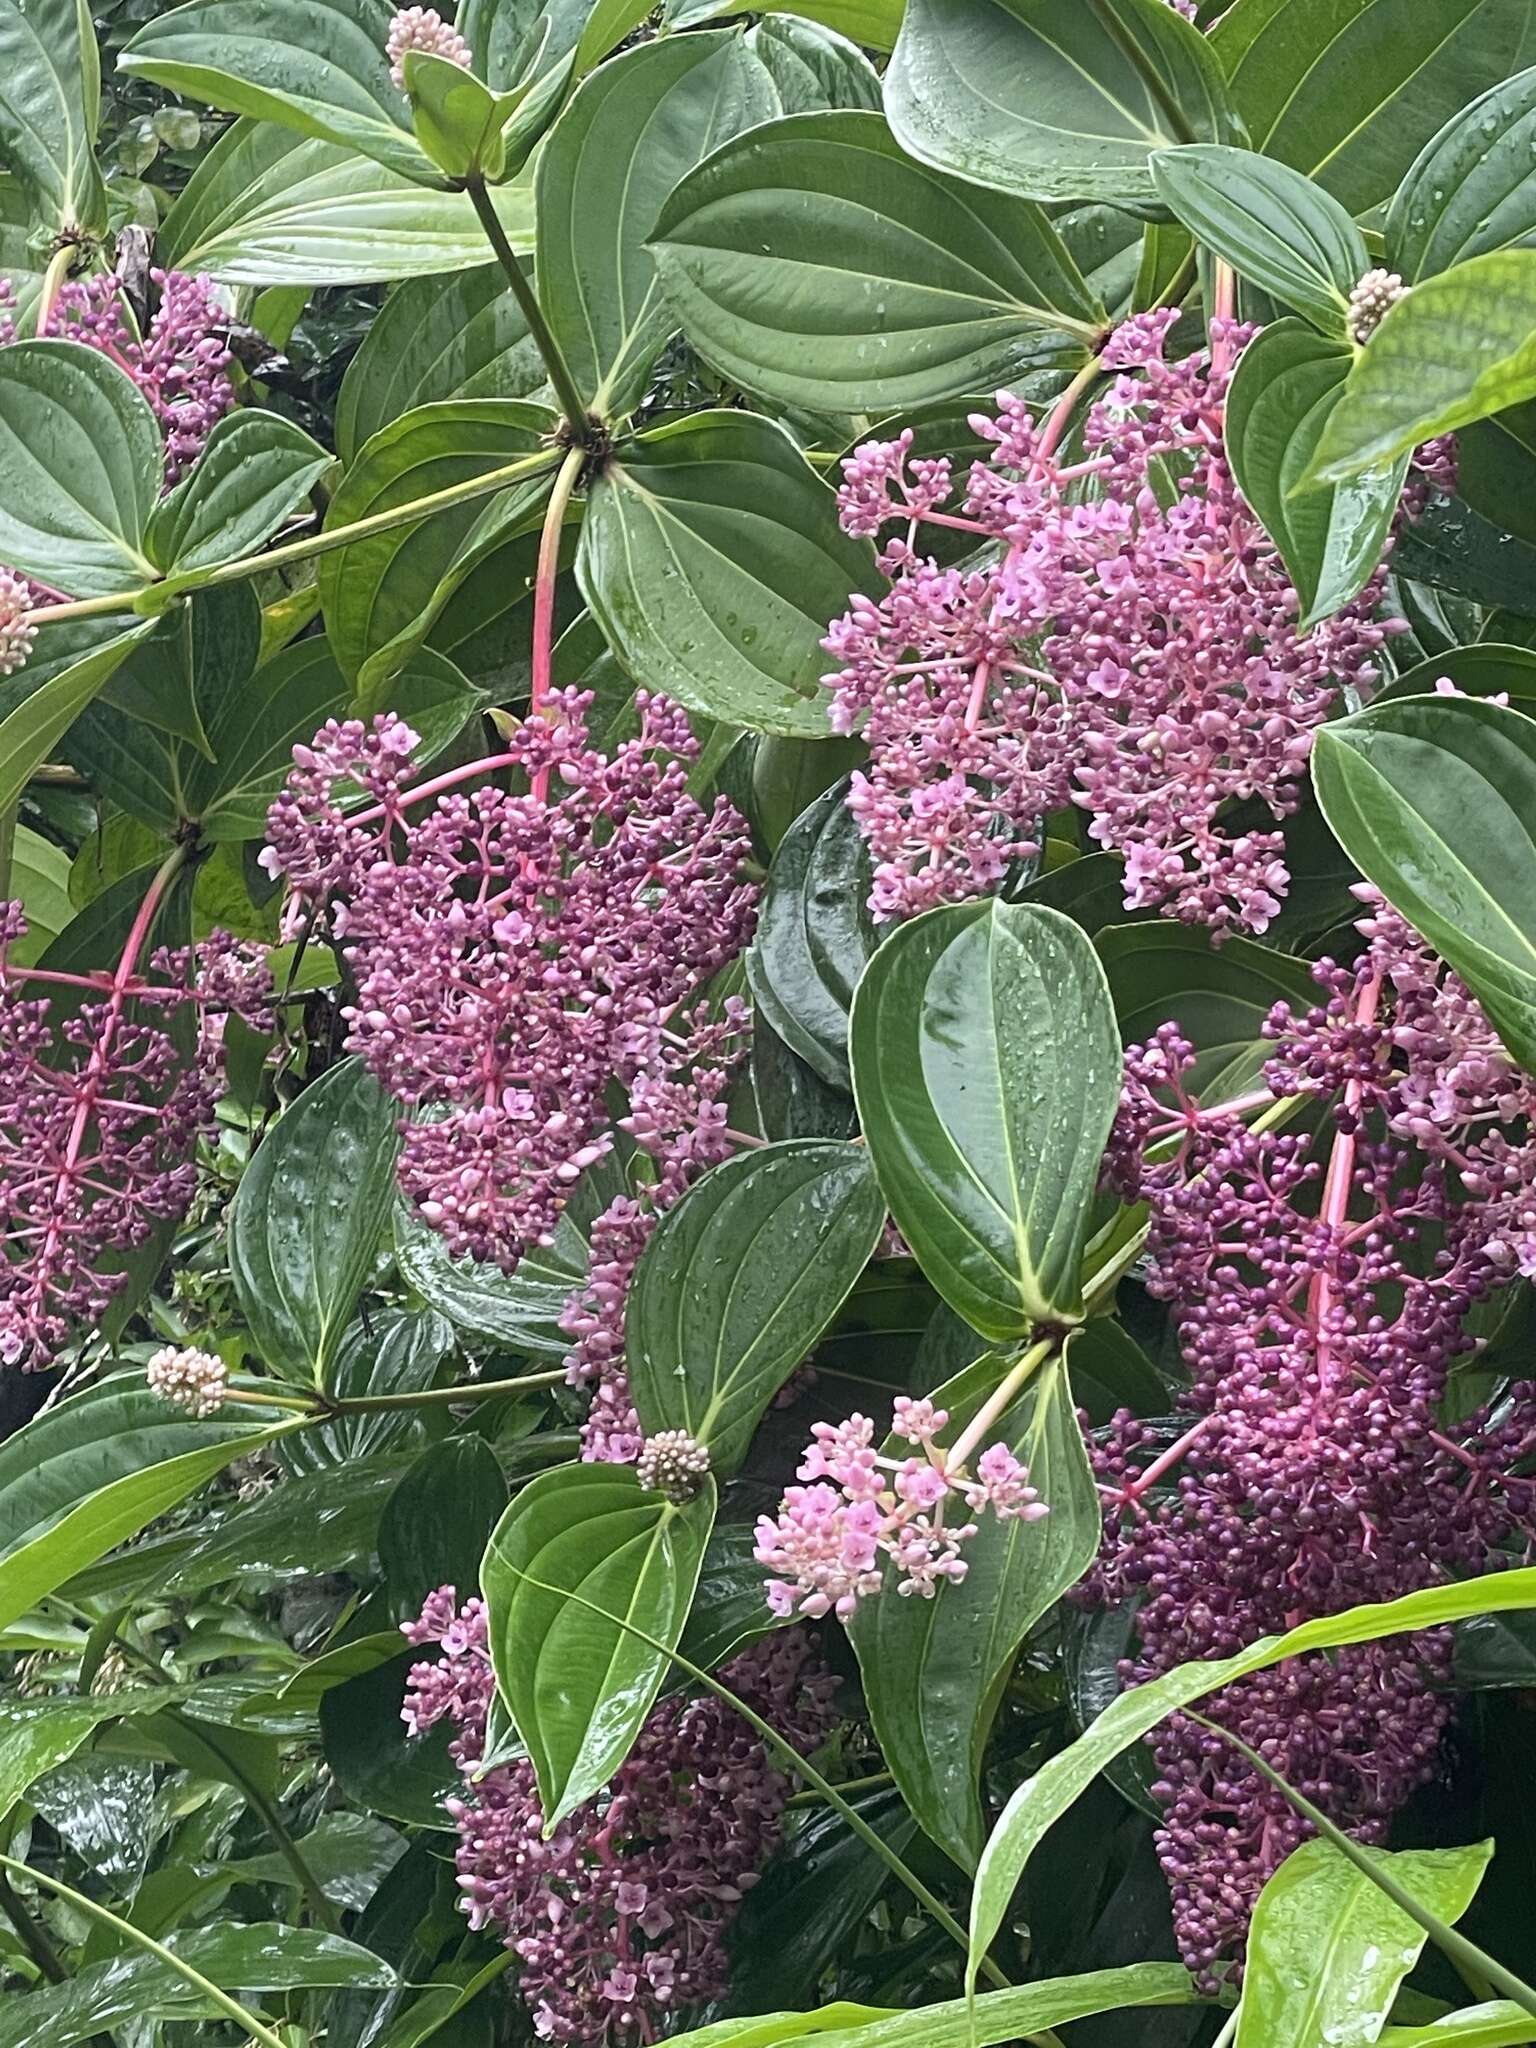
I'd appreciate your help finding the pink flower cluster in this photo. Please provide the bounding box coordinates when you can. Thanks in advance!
[386,4,473,87]
[755,1399,1047,1620]
[822,311,1406,934]
[402,1588,837,2045]
[263,693,756,1277]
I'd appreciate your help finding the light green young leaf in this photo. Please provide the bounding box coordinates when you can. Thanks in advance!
[1380,2004,1536,2048]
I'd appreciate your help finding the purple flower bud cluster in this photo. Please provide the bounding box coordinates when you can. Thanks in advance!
[755,1401,1048,1621]
[263,694,757,1281]
[38,269,234,484]
[1086,899,1536,1986]
[822,311,1406,934]
[401,1587,837,2045]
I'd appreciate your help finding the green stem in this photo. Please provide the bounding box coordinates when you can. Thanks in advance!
[1186,1714,1536,2020]
[325,1369,567,1415]
[0,1864,68,1984]
[466,177,593,440]
[0,1853,291,2048]
[160,1710,342,1937]
[1083,0,1197,144]
[947,1337,1055,1471]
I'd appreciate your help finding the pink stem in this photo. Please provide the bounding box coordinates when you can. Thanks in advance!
[1307,974,1384,1402]
[1122,1413,1215,1501]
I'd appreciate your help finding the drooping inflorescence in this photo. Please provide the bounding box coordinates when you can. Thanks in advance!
[402,1588,837,2045]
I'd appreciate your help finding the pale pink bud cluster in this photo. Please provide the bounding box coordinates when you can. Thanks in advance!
[634,1428,711,1503]
[1347,268,1408,346]
[0,567,35,676]
[387,5,473,87]
[146,1343,227,1418]
[755,1402,1047,1621]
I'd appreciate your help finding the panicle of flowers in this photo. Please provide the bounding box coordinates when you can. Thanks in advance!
[146,1342,227,1417]
[1083,900,1536,1987]
[263,692,756,1291]
[401,1588,837,2046]
[755,1399,1048,1621]
[39,269,233,483]
[387,5,473,86]
[822,310,1407,936]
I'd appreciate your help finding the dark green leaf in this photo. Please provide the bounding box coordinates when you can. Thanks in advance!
[283,1306,454,1467]
[0,621,155,816]
[679,1521,786,1672]
[886,0,1237,206]
[482,1461,716,1826]
[1238,1837,1492,2048]
[1062,1598,1161,1816]
[746,780,877,1089]
[1225,319,1408,627]
[650,111,1102,415]
[336,263,549,466]
[379,1435,509,1618]
[1390,492,1536,615]
[1389,67,1536,281]
[626,1140,887,1474]
[0,0,106,233]
[536,30,778,416]
[148,409,334,577]
[579,410,880,739]
[1210,0,1536,219]
[1309,251,1536,483]
[849,1345,1099,1867]
[158,118,534,287]
[0,342,161,594]
[1452,1609,1536,1688]
[851,900,1122,1339]
[750,1016,857,1143]
[229,1057,402,1382]
[121,0,438,187]
[1311,695,1536,1070]
[1380,642,1536,709]
[746,14,883,111]
[0,1691,185,1825]
[322,1651,459,1828]
[1149,146,1363,336]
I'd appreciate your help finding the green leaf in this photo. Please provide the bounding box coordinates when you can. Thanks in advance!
[679,1522,789,1672]
[850,900,1121,1339]
[1225,319,1408,628]
[1389,68,1536,282]
[0,621,153,818]
[1392,491,1536,615]
[580,410,879,740]
[1149,147,1364,337]
[1310,695,1536,1071]
[0,1925,395,2048]
[848,1345,1099,1867]
[886,0,1237,206]
[746,780,876,1090]
[746,14,883,111]
[1210,0,1536,219]
[0,1691,187,1825]
[626,1140,886,1474]
[535,29,778,416]
[1308,252,1536,484]
[1380,642,1536,709]
[0,0,106,233]
[336,263,549,466]
[482,1461,716,1827]
[402,47,508,182]
[1238,1837,1493,2048]
[158,118,534,287]
[318,397,555,681]
[1380,2004,1536,2048]
[0,342,161,594]
[229,1057,402,1383]
[7,824,74,962]
[650,111,1102,415]
[379,1435,508,1620]
[225,1811,408,1913]
[967,1565,1536,2000]
[148,409,334,576]
[282,1305,453,1466]
[120,0,439,187]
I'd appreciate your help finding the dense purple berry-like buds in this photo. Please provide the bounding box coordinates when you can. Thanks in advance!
[387,5,473,86]
[402,1589,836,2045]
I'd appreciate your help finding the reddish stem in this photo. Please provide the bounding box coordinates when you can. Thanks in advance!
[1121,1413,1215,1501]
[1307,974,1384,1402]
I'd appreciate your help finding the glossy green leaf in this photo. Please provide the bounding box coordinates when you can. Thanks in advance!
[283,1305,453,1467]
[229,1056,402,1383]
[851,900,1121,1339]
[967,1565,1536,2000]
[1149,147,1363,336]
[886,0,1237,206]
[0,621,154,818]
[379,1435,508,1620]
[1379,2003,1536,2048]
[1392,491,1536,616]
[402,47,508,182]
[1389,67,1536,281]
[1210,0,1536,218]
[1237,1836,1493,2048]
[679,1523,788,1673]
[0,342,161,594]
[1380,642,1536,709]
[336,263,549,465]
[581,410,879,740]
[747,14,882,110]
[121,0,438,187]
[482,1461,716,1827]
[650,111,1101,415]
[1308,252,1536,483]
[1226,319,1408,627]
[0,1924,395,2048]
[7,824,73,963]
[318,397,555,680]
[746,781,877,1089]
[626,1140,886,1474]
[849,1345,1098,1867]
[0,1691,187,1825]
[0,0,105,232]
[535,30,778,416]
[322,1651,459,1828]
[158,118,534,286]
[1311,695,1536,1071]
[148,409,334,576]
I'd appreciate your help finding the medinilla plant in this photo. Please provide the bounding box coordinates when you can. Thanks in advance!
[5,0,1536,2043]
